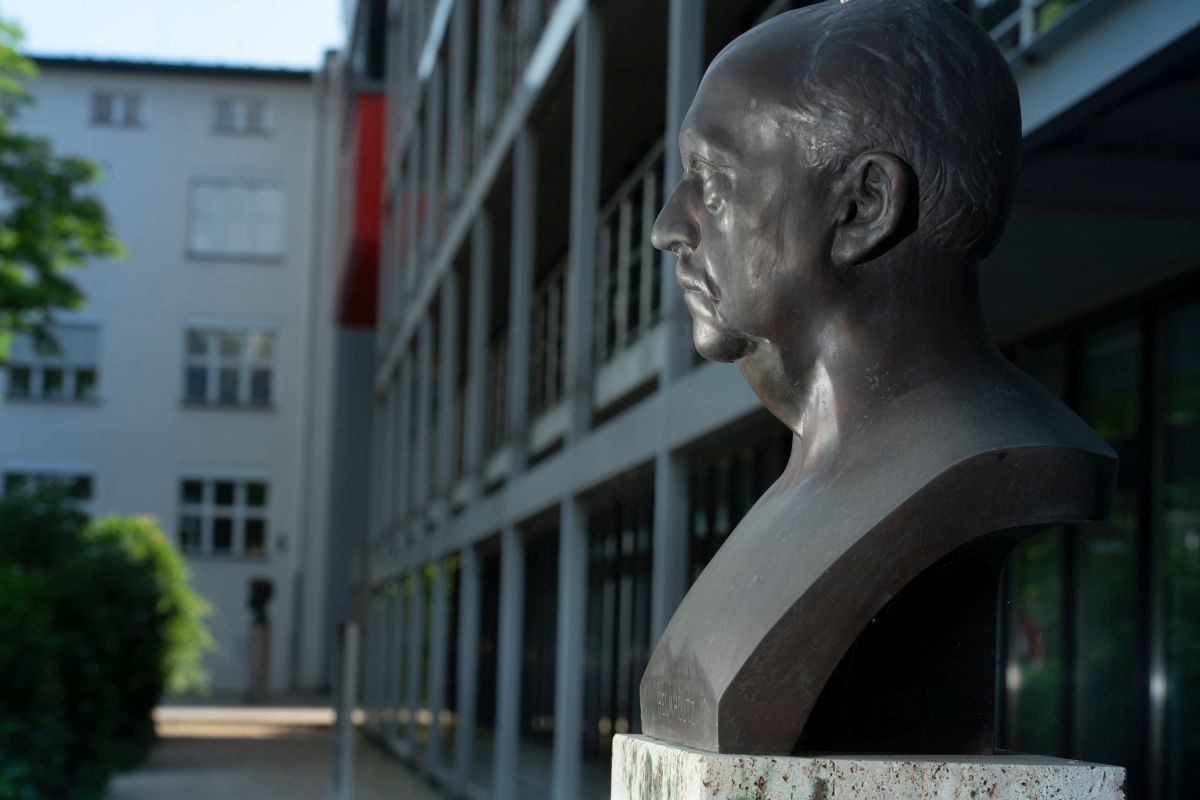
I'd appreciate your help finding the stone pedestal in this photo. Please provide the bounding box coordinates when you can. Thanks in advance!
[611,734,1126,800]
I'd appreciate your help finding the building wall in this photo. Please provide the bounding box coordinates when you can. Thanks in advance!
[351,1,1200,799]
[0,62,323,695]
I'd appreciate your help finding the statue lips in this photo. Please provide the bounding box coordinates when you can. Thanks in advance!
[676,259,718,316]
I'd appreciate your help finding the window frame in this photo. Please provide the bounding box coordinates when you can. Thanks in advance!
[186,176,286,263]
[1,465,96,515]
[182,323,277,409]
[212,96,271,136]
[177,474,271,559]
[2,323,102,404]
[90,90,142,128]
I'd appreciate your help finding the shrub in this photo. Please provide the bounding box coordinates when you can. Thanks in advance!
[0,490,212,799]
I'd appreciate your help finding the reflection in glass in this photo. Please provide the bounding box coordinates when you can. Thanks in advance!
[1164,300,1200,799]
[1078,319,1141,777]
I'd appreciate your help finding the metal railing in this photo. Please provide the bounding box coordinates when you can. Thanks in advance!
[973,0,1086,54]
[595,140,664,366]
[530,257,567,418]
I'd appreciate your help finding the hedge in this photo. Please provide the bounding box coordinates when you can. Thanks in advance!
[0,490,212,800]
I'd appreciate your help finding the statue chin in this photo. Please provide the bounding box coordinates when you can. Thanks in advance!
[692,320,754,363]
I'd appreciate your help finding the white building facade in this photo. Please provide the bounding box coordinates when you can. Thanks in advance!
[0,59,329,696]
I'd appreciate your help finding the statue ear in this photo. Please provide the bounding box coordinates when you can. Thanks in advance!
[831,151,913,267]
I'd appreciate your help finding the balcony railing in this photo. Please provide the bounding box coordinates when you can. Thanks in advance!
[494,0,559,134]
[595,140,664,366]
[530,257,567,419]
[971,0,1087,55]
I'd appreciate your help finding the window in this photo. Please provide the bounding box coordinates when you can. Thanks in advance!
[3,324,100,402]
[213,97,269,135]
[2,469,94,514]
[188,178,284,260]
[91,91,141,127]
[177,477,269,556]
[183,327,275,407]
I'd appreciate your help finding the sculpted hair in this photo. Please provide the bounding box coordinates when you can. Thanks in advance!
[739,0,1022,259]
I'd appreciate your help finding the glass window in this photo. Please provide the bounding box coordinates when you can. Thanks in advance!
[214,481,236,506]
[3,324,101,402]
[187,178,284,260]
[2,470,94,513]
[179,516,203,553]
[212,517,234,553]
[185,367,207,401]
[181,480,204,504]
[74,368,97,401]
[244,519,266,555]
[7,366,30,398]
[177,477,269,558]
[183,328,275,407]
[42,368,64,399]
[250,369,271,405]
[246,482,268,507]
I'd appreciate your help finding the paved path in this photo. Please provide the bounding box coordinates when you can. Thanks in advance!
[106,706,446,800]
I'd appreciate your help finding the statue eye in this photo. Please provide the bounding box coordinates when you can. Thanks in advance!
[703,175,727,212]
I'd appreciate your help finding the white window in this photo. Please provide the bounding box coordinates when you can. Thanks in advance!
[4,324,100,403]
[3,469,94,514]
[178,477,269,557]
[183,326,275,407]
[91,91,141,127]
[188,178,285,260]
[213,97,269,135]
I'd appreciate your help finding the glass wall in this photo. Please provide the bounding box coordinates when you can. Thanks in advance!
[1002,280,1200,800]
[583,486,653,799]
[1163,298,1200,799]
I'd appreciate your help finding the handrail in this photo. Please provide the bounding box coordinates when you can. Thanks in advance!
[595,140,665,365]
[530,256,568,417]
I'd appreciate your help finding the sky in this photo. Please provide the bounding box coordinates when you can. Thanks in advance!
[2,0,345,70]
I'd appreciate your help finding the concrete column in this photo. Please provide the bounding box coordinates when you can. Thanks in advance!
[426,561,451,769]
[453,546,482,792]
[405,569,427,743]
[551,497,588,799]
[563,6,603,439]
[406,131,424,299]
[464,216,492,501]
[381,380,396,531]
[415,317,434,513]
[659,0,706,383]
[477,0,501,134]
[492,526,526,800]
[438,271,460,500]
[387,584,407,742]
[507,128,537,469]
[424,66,444,259]
[650,0,707,643]
[651,453,690,640]
[369,395,386,541]
[395,355,413,522]
[446,0,469,204]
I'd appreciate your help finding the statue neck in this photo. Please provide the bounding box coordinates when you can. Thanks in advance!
[739,258,998,480]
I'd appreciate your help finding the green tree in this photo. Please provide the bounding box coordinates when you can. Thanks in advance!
[0,491,212,799]
[0,21,122,362]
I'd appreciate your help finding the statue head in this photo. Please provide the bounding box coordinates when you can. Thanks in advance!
[652,0,1021,370]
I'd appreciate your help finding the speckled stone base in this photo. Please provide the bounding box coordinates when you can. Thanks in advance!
[611,734,1126,799]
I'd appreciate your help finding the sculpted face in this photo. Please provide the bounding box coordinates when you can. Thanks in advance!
[652,48,840,365]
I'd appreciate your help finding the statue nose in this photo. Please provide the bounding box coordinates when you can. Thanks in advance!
[652,186,699,254]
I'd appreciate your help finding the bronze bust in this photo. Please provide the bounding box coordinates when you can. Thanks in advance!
[641,0,1115,755]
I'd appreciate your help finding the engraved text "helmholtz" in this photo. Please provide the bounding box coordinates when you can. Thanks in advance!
[654,681,696,727]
